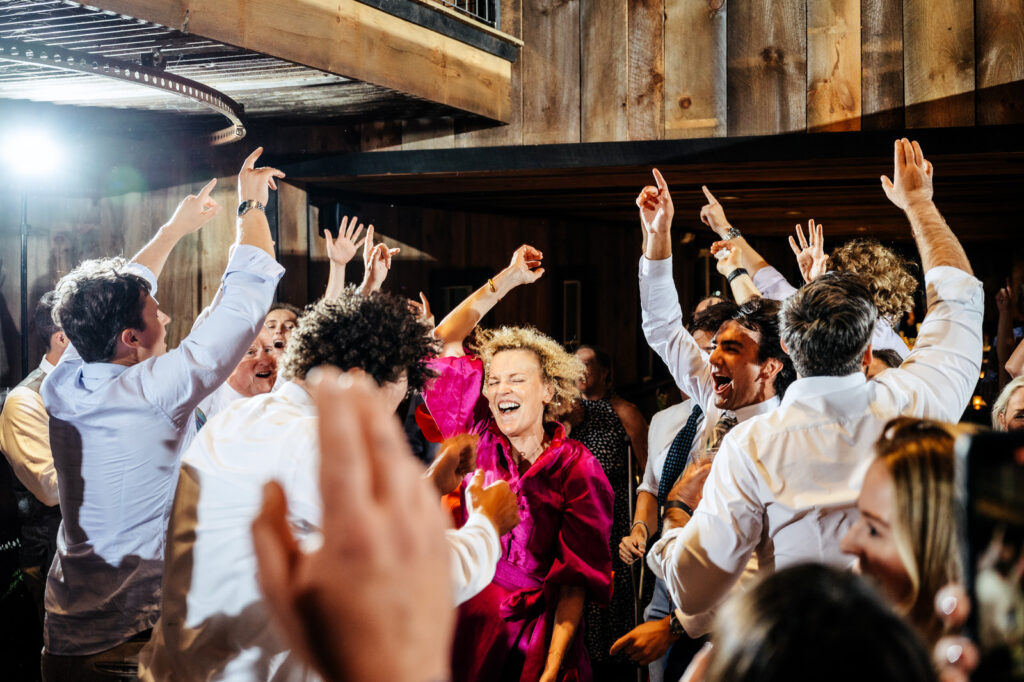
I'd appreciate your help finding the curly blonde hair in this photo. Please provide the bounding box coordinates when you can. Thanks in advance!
[828,239,917,326]
[473,326,584,419]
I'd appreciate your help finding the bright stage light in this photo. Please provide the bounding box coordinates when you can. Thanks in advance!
[1,128,62,178]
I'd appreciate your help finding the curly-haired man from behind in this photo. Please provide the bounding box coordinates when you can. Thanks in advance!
[140,287,518,682]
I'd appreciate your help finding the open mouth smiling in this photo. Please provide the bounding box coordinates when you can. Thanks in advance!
[712,372,733,394]
[498,401,521,415]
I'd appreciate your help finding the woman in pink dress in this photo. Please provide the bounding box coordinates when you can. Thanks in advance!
[424,245,614,682]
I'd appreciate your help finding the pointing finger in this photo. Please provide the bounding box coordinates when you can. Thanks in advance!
[652,168,669,193]
[243,146,263,170]
[701,185,718,205]
[197,177,217,200]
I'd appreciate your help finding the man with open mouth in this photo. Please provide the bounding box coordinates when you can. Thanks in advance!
[613,168,795,681]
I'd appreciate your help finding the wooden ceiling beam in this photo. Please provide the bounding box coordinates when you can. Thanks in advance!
[85,0,514,122]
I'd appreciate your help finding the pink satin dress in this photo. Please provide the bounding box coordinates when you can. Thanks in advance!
[423,355,614,682]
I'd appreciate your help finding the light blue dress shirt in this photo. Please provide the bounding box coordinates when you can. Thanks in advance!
[40,245,284,655]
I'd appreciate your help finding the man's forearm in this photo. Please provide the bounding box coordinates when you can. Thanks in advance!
[130,224,185,279]
[237,211,276,257]
[904,199,971,275]
[644,231,672,261]
[635,491,658,535]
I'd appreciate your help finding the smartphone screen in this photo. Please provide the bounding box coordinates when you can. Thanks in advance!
[957,430,1024,681]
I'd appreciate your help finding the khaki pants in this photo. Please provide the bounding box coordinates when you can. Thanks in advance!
[41,630,150,682]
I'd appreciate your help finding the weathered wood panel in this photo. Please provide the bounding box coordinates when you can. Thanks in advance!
[522,0,581,144]
[456,0,524,147]
[904,0,975,127]
[627,0,666,140]
[861,0,904,129]
[976,0,1024,125]
[581,0,629,142]
[402,118,457,150]
[727,0,807,136]
[358,121,402,152]
[807,0,861,131]
[276,181,310,306]
[664,0,727,139]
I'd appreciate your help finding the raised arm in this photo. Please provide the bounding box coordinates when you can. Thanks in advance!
[131,178,220,278]
[637,172,716,404]
[433,245,544,356]
[711,240,762,305]
[997,282,1016,384]
[236,146,285,257]
[323,216,366,300]
[881,138,971,275]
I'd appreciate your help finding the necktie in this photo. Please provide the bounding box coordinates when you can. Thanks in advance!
[705,414,737,451]
[657,404,704,510]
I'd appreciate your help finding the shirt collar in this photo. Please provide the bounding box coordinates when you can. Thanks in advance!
[733,395,781,422]
[781,372,867,407]
[278,380,316,415]
[39,357,56,375]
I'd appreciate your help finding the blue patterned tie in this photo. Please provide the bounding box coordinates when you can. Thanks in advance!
[657,403,704,510]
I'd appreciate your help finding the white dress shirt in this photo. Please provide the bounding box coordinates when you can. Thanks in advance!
[140,381,501,682]
[752,265,911,358]
[0,357,59,506]
[178,381,247,454]
[40,245,284,656]
[647,265,984,617]
[638,255,780,636]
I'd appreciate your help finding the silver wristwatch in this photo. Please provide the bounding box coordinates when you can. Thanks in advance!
[723,226,742,240]
[237,199,266,218]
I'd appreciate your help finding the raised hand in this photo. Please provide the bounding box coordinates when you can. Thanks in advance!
[505,244,545,287]
[788,219,828,283]
[251,368,454,682]
[881,138,934,211]
[466,469,520,537]
[996,280,1012,317]
[166,178,221,235]
[325,216,367,266]
[699,185,732,238]
[360,226,401,294]
[408,291,435,330]
[636,168,674,237]
[710,240,742,277]
[237,147,286,206]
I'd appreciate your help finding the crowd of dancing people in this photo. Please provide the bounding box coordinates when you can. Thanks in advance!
[1,139,1022,682]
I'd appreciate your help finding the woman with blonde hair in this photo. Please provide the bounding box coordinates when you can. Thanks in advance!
[423,245,613,682]
[992,375,1024,431]
[840,416,963,645]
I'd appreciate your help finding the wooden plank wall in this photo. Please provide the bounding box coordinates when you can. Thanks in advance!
[352,0,1024,151]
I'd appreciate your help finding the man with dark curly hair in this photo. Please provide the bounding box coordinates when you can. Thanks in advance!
[141,287,517,681]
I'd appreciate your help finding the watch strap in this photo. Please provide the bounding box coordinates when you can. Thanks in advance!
[237,199,266,217]
[664,499,694,517]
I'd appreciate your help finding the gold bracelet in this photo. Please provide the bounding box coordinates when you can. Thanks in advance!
[487,278,497,293]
